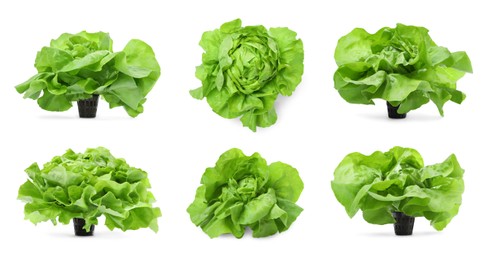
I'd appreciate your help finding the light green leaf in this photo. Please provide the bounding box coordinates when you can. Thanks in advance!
[269,27,304,96]
[335,28,373,66]
[105,74,143,111]
[37,90,72,111]
[220,19,242,33]
[35,47,73,72]
[239,190,277,225]
[267,162,303,202]
[116,40,160,81]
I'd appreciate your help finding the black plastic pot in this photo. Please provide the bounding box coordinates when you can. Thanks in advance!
[387,102,406,119]
[73,218,95,236]
[392,212,415,235]
[77,95,99,118]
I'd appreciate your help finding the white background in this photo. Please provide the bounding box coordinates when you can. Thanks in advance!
[0,0,494,259]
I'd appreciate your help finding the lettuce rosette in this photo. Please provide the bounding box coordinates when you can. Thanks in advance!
[190,19,304,131]
[187,148,304,238]
[15,31,160,117]
[331,146,464,231]
[18,147,161,233]
[334,24,472,116]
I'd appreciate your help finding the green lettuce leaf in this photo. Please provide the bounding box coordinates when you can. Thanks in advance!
[334,24,472,115]
[190,19,304,131]
[187,148,304,238]
[331,146,464,231]
[15,31,160,117]
[18,147,161,233]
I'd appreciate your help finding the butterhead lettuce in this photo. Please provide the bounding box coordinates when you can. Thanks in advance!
[334,24,472,115]
[187,148,304,238]
[15,31,160,117]
[190,19,304,131]
[331,147,464,231]
[18,147,161,232]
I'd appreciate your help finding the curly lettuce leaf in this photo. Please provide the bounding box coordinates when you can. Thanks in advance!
[331,146,464,231]
[15,31,160,117]
[187,148,304,238]
[190,19,304,131]
[334,24,472,115]
[18,147,161,233]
